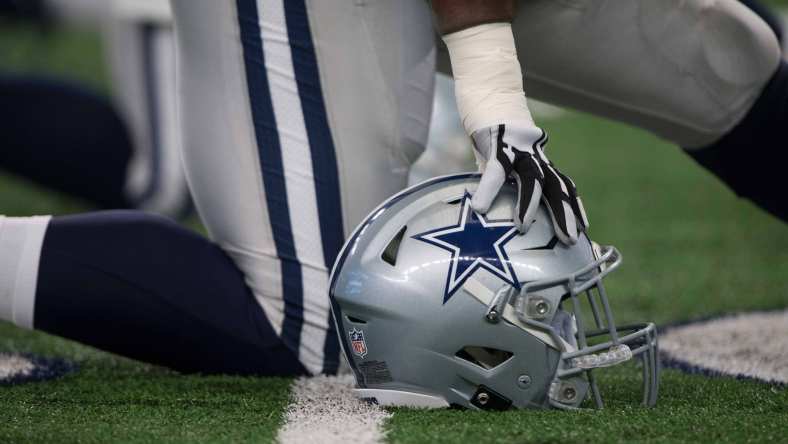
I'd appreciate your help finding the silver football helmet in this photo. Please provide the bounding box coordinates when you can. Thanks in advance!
[330,174,658,410]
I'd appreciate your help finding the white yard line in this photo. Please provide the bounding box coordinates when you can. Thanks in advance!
[661,309,788,384]
[0,353,34,380]
[276,375,391,444]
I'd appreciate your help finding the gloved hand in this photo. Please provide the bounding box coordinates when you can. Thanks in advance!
[471,124,588,244]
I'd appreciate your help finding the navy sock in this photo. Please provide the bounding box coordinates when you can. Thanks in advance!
[685,62,788,222]
[34,211,306,376]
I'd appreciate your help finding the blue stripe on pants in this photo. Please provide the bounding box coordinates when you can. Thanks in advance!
[283,0,344,374]
[236,0,304,358]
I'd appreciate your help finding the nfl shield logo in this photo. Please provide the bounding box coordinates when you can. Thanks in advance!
[348,328,368,358]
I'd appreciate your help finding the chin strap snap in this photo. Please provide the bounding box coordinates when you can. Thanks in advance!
[470,385,512,411]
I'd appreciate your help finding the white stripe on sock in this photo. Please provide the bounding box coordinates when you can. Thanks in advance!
[0,216,51,329]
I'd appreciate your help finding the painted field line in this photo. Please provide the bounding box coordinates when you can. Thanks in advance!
[277,374,391,444]
[0,353,34,380]
[661,309,788,384]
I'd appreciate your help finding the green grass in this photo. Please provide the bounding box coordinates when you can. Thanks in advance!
[2,369,293,444]
[388,373,788,444]
[1,18,787,444]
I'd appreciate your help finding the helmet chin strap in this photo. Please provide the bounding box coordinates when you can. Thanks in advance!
[550,309,578,350]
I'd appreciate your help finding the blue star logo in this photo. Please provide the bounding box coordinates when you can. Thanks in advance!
[413,192,520,304]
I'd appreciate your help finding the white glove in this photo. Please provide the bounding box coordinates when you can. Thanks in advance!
[471,124,589,244]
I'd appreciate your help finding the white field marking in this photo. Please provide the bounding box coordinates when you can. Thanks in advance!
[661,309,788,384]
[0,353,34,380]
[277,375,391,444]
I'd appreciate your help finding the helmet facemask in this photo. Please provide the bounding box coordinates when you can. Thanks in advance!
[469,244,660,409]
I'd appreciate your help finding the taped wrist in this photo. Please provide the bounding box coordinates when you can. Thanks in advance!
[443,22,534,135]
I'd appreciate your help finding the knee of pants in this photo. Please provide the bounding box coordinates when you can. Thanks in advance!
[641,0,781,145]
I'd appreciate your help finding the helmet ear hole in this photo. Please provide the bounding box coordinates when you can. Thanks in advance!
[455,346,513,370]
[381,226,408,266]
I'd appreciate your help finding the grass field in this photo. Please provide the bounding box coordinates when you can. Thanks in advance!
[1,17,787,444]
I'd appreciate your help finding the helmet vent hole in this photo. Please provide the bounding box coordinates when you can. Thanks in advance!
[381,226,408,266]
[346,315,367,324]
[456,346,513,370]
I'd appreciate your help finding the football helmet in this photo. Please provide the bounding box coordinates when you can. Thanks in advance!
[329,174,658,410]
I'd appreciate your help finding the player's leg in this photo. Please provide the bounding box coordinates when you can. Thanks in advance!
[102,6,192,217]
[497,0,781,148]
[0,211,305,376]
[740,0,783,44]
[170,0,434,374]
[0,0,190,217]
[463,0,785,220]
[0,75,134,209]
[0,0,51,23]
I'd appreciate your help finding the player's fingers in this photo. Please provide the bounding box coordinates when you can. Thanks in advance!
[513,155,544,232]
[472,160,507,214]
[575,196,590,230]
[515,177,542,233]
[545,195,578,245]
[541,163,578,245]
[556,170,589,230]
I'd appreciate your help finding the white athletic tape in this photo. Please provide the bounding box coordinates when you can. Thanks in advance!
[443,23,535,134]
[277,375,391,444]
[661,309,788,384]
